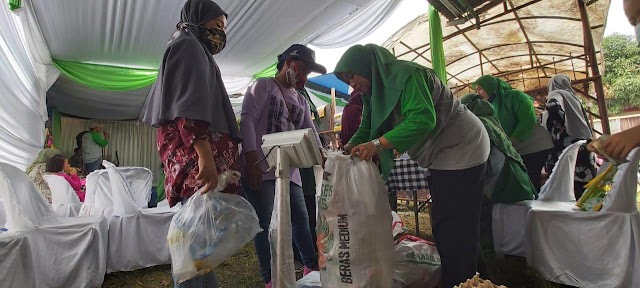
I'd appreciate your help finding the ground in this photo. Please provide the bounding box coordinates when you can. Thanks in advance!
[103,193,640,288]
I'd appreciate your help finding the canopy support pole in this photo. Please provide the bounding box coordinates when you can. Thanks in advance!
[577,0,610,134]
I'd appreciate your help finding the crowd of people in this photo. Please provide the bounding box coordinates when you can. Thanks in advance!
[18,0,638,287]
[138,0,640,287]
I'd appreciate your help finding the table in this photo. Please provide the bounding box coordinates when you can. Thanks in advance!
[386,159,430,236]
[0,232,36,288]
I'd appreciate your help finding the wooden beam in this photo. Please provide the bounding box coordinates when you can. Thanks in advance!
[450,53,584,78]
[578,0,610,134]
[446,41,585,67]
[492,54,588,78]
[507,0,547,77]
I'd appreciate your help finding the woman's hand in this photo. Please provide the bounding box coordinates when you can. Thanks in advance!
[245,151,263,191]
[597,128,640,161]
[194,140,218,193]
[197,155,219,193]
[343,143,355,155]
[350,142,378,161]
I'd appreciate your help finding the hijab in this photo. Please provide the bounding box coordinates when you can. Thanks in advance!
[543,75,593,140]
[334,44,424,178]
[178,0,227,54]
[473,75,513,102]
[26,148,60,175]
[140,0,241,141]
[460,94,522,164]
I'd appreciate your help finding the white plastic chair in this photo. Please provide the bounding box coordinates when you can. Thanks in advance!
[0,162,108,288]
[43,174,82,217]
[526,148,640,287]
[101,161,177,272]
[492,141,585,257]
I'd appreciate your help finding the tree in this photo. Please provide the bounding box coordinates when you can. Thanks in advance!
[601,34,640,115]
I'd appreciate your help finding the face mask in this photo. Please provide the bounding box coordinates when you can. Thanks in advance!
[488,92,497,102]
[285,63,307,89]
[204,27,226,55]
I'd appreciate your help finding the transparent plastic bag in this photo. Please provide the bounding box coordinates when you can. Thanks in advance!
[167,171,262,284]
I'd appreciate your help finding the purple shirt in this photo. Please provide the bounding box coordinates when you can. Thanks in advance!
[240,78,321,187]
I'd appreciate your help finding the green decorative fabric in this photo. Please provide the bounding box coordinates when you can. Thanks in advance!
[53,59,158,91]
[52,108,61,148]
[473,75,537,142]
[253,63,278,79]
[8,0,20,10]
[156,174,166,202]
[428,5,447,84]
[460,94,536,202]
[308,91,347,107]
[334,44,429,179]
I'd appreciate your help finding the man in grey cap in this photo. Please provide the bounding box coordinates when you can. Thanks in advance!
[82,121,110,174]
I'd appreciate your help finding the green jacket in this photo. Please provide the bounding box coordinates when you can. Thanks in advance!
[473,75,537,142]
[461,94,536,202]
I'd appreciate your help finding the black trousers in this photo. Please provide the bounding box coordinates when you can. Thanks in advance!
[521,149,551,193]
[429,163,486,288]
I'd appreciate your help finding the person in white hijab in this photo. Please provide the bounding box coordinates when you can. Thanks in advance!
[542,75,596,198]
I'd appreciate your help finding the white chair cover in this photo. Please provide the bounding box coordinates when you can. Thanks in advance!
[0,162,108,288]
[116,166,153,209]
[526,149,640,287]
[602,148,640,213]
[537,140,586,202]
[83,169,114,218]
[0,232,36,288]
[492,141,585,257]
[43,174,82,217]
[0,199,5,227]
[103,161,177,272]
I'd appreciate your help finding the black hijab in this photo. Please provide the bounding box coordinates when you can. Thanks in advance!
[140,0,241,141]
[178,0,227,39]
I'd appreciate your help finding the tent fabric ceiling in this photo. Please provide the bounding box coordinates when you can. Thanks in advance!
[383,0,610,96]
[32,0,401,120]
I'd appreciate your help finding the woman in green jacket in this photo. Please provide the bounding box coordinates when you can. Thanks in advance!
[473,75,552,192]
[337,44,490,288]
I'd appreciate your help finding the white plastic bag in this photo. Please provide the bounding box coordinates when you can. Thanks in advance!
[167,171,262,284]
[317,152,395,287]
[393,235,441,288]
[391,211,407,239]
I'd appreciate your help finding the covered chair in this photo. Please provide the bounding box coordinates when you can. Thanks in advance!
[491,141,584,257]
[0,162,108,288]
[83,162,153,218]
[526,148,640,287]
[0,232,36,288]
[100,161,177,272]
[43,174,82,217]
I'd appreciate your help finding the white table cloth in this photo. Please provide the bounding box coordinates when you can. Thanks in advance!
[492,141,585,257]
[0,199,5,227]
[0,232,35,288]
[526,148,640,287]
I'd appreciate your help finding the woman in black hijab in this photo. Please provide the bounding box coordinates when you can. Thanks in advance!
[141,1,239,287]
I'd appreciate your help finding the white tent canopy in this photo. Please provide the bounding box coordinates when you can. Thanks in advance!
[0,0,402,168]
[39,0,401,119]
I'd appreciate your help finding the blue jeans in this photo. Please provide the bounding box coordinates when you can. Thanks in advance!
[173,198,218,288]
[84,158,102,175]
[244,180,318,284]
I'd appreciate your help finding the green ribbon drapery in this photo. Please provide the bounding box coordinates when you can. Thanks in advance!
[8,0,20,10]
[51,107,61,148]
[253,63,278,79]
[429,5,447,85]
[53,59,158,91]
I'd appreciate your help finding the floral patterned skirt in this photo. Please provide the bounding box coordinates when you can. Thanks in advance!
[157,119,240,207]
